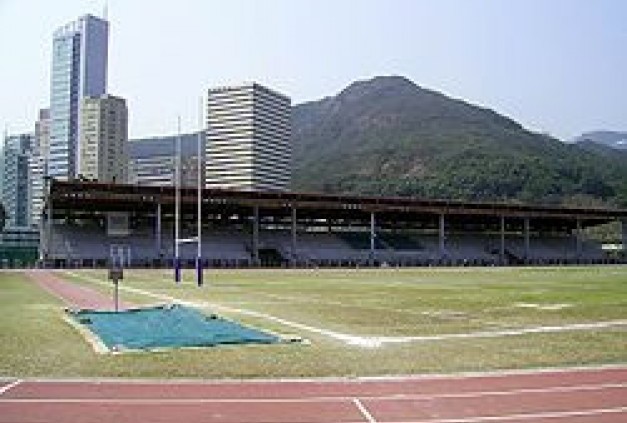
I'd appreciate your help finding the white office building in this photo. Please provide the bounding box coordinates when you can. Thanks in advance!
[79,94,128,183]
[205,83,291,191]
[35,108,50,166]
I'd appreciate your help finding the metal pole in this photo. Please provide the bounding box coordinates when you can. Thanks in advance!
[500,215,506,265]
[114,280,119,312]
[524,217,530,260]
[174,116,181,284]
[575,218,582,259]
[370,211,376,262]
[439,214,445,257]
[196,97,203,287]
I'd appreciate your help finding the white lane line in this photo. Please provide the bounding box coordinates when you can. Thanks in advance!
[359,363,627,382]
[63,271,627,348]
[11,363,627,384]
[408,406,627,423]
[0,382,623,404]
[0,380,22,396]
[353,398,377,423]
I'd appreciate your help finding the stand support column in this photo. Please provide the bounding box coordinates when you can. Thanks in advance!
[291,207,297,267]
[575,218,583,259]
[500,215,506,265]
[370,211,376,263]
[155,202,162,258]
[524,217,530,259]
[439,214,446,257]
[252,205,259,265]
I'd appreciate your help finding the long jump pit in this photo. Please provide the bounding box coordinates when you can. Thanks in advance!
[66,304,288,353]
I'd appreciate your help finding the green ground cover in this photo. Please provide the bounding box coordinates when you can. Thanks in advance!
[1,266,626,378]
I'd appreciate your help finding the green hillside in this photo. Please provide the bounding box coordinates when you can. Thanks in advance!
[291,76,627,207]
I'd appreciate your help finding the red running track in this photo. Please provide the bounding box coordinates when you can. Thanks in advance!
[25,270,134,311]
[1,366,625,423]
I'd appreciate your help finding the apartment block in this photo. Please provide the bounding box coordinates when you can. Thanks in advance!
[80,94,128,183]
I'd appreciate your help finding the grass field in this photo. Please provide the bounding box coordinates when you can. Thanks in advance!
[1,266,626,378]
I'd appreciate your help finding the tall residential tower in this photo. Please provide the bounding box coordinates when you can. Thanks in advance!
[205,83,291,191]
[48,14,109,180]
[1,134,34,228]
[80,94,129,183]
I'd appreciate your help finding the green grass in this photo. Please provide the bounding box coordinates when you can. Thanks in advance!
[1,266,626,378]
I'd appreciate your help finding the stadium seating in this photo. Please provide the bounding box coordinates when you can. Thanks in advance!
[43,223,612,268]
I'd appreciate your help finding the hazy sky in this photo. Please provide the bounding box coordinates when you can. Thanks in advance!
[0,0,625,140]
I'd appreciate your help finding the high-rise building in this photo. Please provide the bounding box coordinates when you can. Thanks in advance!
[49,14,108,180]
[129,132,204,187]
[1,134,34,228]
[35,109,50,159]
[35,108,51,164]
[79,94,128,183]
[205,83,291,191]
[28,153,45,227]
[31,108,50,225]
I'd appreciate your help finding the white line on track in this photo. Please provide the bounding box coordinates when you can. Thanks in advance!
[0,382,623,404]
[407,406,627,423]
[64,271,627,348]
[0,380,21,396]
[353,398,377,423]
[11,363,627,384]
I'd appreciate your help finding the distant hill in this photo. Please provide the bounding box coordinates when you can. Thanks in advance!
[575,139,627,160]
[291,76,627,207]
[572,131,627,151]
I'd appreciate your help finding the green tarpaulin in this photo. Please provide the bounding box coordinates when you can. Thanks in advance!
[69,304,280,351]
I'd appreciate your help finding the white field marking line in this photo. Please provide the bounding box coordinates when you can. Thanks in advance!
[1,382,624,404]
[9,363,627,385]
[64,271,627,348]
[367,320,627,346]
[353,398,377,423]
[514,303,572,311]
[0,380,21,396]
[404,406,627,423]
[11,363,627,386]
[63,271,383,347]
[117,268,485,289]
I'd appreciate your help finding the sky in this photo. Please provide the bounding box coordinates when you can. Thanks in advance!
[0,0,625,140]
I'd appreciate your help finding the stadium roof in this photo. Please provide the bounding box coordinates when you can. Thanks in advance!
[47,180,627,230]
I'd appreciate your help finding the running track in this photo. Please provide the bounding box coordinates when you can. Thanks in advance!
[11,271,627,422]
[25,270,133,310]
[1,367,626,422]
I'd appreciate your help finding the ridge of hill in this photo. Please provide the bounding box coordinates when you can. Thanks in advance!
[291,76,627,207]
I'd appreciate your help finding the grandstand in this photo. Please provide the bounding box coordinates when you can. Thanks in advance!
[39,180,627,268]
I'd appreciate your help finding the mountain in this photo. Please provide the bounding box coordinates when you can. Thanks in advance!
[291,76,627,207]
[575,139,627,160]
[572,131,627,151]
